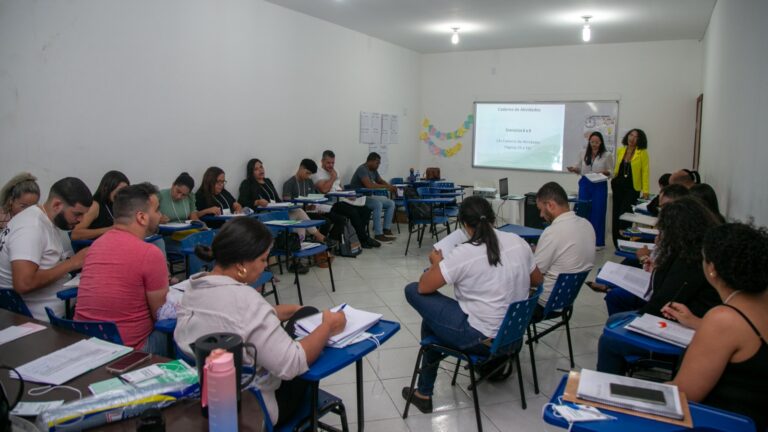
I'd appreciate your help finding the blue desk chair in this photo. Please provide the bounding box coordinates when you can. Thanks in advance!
[402,194,449,256]
[45,307,123,345]
[251,387,350,432]
[56,287,79,319]
[179,230,216,277]
[390,177,406,234]
[256,211,335,305]
[0,288,32,317]
[251,270,279,305]
[403,289,542,432]
[527,270,590,393]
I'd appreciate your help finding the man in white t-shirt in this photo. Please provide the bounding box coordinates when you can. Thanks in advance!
[312,150,378,248]
[0,177,93,319]
[533,182,595,317]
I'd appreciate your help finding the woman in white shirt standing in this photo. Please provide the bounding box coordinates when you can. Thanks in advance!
[401,196,542,413]
[567,131,614,248]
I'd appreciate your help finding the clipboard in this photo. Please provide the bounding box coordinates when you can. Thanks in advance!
[562,371,693,428]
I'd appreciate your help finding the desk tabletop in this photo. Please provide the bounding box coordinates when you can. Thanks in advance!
[409,197,455,204]
[256,203,301,211]
[290,197,329,204]
[301,320,400,381]
[200,213,256,222]
[498,223,544,239]
[158,221,203,234]
[263,219,325,229]
[543,375,755,432]
[0,310,264,431]
[602,314,684,356]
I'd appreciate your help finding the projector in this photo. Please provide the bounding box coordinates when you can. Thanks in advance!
[473,187,497,199]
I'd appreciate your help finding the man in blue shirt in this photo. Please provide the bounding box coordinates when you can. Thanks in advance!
[350,152,396,242]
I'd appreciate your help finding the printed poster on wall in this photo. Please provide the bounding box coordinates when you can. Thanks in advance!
[359,112,372,144]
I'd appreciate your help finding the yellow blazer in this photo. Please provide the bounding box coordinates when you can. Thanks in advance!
[614,147,650,195]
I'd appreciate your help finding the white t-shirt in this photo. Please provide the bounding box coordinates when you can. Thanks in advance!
[534,211,596,306]
[438,229,536,338]
[0,206,71,319]
[311,166,366,208]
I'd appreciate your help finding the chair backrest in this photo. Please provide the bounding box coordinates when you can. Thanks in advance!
[416,186,430,197]
[390,177,404,185]
[180,230,217,274]
[490,287,542,356]
[0,288,32,317]
[45,307,123,345]
[254,211,291,239]
[542,271,590,317]
[433,181,454,188]
[573,200,592,220]
[249,387,275,432]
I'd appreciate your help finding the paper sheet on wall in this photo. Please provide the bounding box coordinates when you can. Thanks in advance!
[389,114,399,145]
[381,114,390,145]
[359,111,372,144]
[368,142,389,175]
[370,112,382,145]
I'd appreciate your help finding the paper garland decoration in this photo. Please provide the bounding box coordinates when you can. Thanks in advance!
[420,114,474,157]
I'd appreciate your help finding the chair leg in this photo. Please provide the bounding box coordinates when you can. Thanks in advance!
[293,259,303,306]
[402,346,426,419]
[451,359,461,386]
[271,280,279,305]
[405,226,413,256]
[564,315,575,368]
[337,402,350,432]
[468,365,484,432]
[327,256,336,292]
[515,352,527,410]
[527,326,540,394]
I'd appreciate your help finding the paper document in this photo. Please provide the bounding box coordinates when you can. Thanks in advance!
[159,222,191,229]
[12,338,132,385]
[596,262,651,300]
[265,202,294,208]
[296,196,326,202]
[620,213,658,227]
[63,274,80,288]
[0,322,46,346]
[633,202,650,213]
[625,314,695,348]
[577,369,684,420]
[11,401,64,417]
[585,173,609,183]
[300,242,321,250]
[618,240,656,253]
[264,220,300,226]
[637,227,659,235]
[433,229,468,257]
[295,305,382,347]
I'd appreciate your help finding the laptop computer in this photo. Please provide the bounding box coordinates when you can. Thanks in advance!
[499,178,509,199]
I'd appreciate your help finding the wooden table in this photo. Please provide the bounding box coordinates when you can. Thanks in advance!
[0,310,265,431]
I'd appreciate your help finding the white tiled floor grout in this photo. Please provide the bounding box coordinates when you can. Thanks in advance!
[265,231,616,431]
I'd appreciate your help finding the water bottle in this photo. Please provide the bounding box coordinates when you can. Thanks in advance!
[415,169,420,180]
[203,349,238,432]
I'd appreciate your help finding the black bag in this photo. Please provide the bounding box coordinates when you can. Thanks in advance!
[273,230,301,253]
[338,220,362,257]
[403,186,431,219]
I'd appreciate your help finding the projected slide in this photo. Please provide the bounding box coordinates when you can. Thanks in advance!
[473,103,566,171]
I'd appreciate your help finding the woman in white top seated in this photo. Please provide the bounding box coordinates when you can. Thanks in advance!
[174,218,346,427]
[401,196,542,413]
[567,131,614,248]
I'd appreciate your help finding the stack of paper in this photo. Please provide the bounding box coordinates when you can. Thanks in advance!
[0,322,46,345]
[266,202,294,208]
[585,173,609,183]
[295,305,382,348]
[620,213,658,226]
[625,314,695,348]
[577,369,684,420]
[12,338,132,385]
[618,240,656,253]
[596,262,651,300]
[300,242,321,250]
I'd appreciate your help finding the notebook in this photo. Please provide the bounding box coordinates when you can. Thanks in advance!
[596,262,651,300]
[295,305,382,347]
[618,239,656,253]
[625,314,695,348]
[577,369,684,420]
[585,173,609,183]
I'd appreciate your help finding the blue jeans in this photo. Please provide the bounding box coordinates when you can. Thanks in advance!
[141,329,169,357]
[605,287,647,316]
[404,282,489,396]
[596,311,651,375]
[365,195,395,235]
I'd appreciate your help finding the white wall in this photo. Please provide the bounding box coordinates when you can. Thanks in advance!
[0,0,421,196]
[699,0,768,224]
[420,40,703,195]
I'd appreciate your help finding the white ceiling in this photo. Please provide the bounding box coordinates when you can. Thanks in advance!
[265,0,717,53]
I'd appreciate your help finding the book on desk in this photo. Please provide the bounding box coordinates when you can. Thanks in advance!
[625,314,695,348]
[295,305,382,348]
[596,261,651,300]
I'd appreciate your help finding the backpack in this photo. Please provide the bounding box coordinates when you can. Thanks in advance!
[337,219,362,257]
[403,186,431,219]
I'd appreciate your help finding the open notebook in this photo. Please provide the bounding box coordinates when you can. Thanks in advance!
[596,261,651,300]
[577,369,684,420]
[295,305,382,348]
[625,314,695,348]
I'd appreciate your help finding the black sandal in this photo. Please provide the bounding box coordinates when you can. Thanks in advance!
[586,281,611,293]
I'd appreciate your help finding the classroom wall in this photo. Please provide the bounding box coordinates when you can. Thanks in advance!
[420,40,703,195]
[699,0,768,225]
[0,0,421,196]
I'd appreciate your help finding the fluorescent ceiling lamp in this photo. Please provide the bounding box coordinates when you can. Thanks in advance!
[582,16,591,42]
[451,27,460,44]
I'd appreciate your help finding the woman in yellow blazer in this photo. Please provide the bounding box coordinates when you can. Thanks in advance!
[610,129,650,248]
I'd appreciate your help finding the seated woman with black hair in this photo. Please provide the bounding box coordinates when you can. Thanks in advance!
[597,197,722,375]
[690,183,726,223]
[158,172,201,223]
[195,167,242,228]
[664,223,768,431]
[401,196,542,413]
[174,218,346,427]
[71,170,129,240]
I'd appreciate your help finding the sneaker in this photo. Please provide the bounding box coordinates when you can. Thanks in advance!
[361,241,373,249]
[383,229,396,237]
[364,238,381,248]
[374,234,395,242]
[401,387,433,414]
[288,262,310,275]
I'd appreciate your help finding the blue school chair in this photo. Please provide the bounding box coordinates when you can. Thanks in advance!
[0,288,32,317]
[45,307,123,345]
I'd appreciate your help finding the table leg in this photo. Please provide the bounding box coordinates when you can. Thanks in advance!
[311,380,319,431]
[356,359,364,432]
[65,299,72,319]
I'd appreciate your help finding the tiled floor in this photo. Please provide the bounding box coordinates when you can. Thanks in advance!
[264,230,617,432]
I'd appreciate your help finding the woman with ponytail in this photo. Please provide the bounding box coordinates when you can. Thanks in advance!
[401,196,542,413]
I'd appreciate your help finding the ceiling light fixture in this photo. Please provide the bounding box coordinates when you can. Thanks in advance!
[582,16,592,42]
[451,27,460,45]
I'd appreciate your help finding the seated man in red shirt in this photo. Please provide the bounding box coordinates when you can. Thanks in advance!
[75,183,169,354]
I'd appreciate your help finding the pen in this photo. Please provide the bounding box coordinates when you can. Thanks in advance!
[666,282,688,308]
[338,303,347,311]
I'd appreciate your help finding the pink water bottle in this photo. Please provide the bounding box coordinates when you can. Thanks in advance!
[203,349,238,432]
